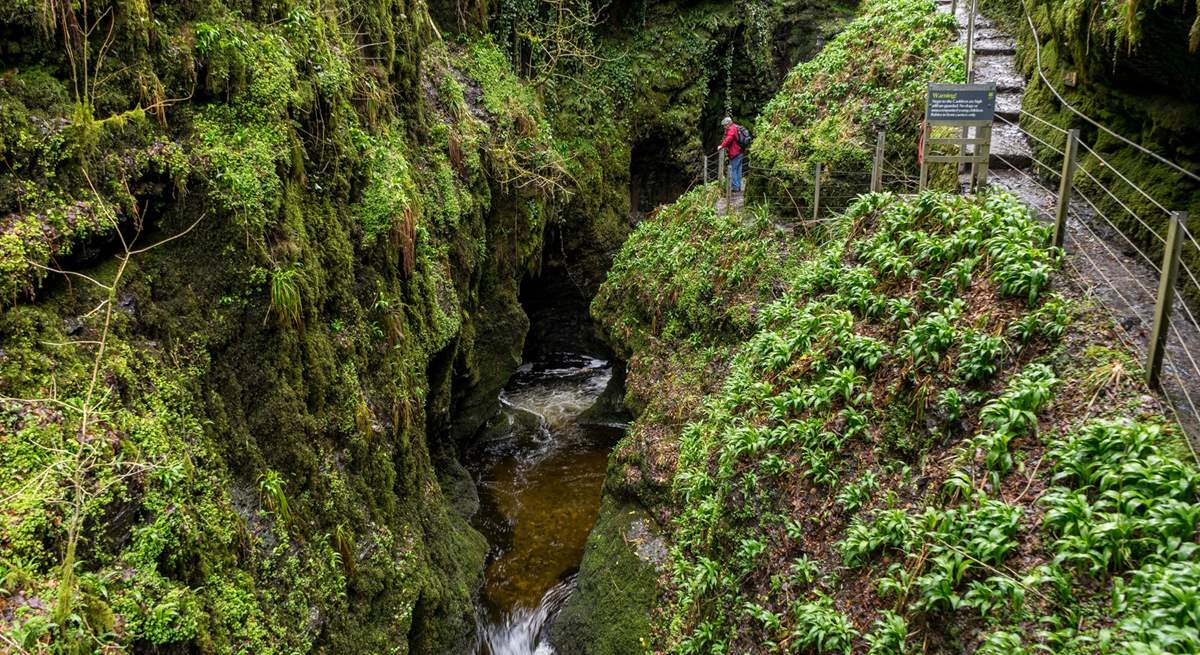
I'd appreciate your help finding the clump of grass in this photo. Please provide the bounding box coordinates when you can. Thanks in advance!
[333,523,356,576]
[269,265,304,327]
[258,469,292,524]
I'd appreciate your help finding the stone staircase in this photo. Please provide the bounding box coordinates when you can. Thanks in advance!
[937,0,1033,172]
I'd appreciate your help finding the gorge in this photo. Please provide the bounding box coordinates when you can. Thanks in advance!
[3,0,1200,654]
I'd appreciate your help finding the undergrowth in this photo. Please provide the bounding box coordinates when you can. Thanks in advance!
[752,0,964,190]
[595,190,1200,653]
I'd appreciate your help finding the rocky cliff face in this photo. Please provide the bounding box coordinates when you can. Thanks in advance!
[0,2,557,651]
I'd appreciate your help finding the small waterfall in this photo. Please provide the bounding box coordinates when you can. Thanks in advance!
[467,353,626,655]
[475,577,577,655]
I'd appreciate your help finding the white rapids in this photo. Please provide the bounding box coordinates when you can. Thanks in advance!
[475,577,577,655]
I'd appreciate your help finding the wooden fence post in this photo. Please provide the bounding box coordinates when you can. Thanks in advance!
[1052,129,1079,248]
[965,0,978,77]
[871,130,886,193]
[812,161,823,222]
[718,149,726,188]
[1147,211,1188,388]
[951,0,957,16]
[918,122,932,191]
[704,153,709,185]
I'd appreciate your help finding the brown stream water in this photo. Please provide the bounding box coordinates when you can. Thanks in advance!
[468,353,624,655]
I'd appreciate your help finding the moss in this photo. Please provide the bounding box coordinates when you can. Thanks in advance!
[753,0,964,194]
[549,496,663,655]
[0,0,563,652]
[354,127,420,247]
[1001,0,1200,303]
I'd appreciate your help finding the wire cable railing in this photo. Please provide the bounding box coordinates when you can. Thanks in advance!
[973,81,1200,455]
[1020,1,1200,184]
[1074,160,1168,243]
[932,0,1200,449]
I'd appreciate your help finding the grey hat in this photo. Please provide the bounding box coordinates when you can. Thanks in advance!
[721,116,733,126]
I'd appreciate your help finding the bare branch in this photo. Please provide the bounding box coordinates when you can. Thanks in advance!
[27,261,112,291]
[128,212,207,255]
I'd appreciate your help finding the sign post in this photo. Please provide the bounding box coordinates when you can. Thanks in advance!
[919,83,996,191]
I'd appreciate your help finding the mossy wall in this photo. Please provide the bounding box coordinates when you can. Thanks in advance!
[982,0,1200,303]
[547,496,663,655]
[0,1,565,651]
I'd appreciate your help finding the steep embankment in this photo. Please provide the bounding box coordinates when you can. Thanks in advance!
[587,0,1200,652]
[596,185,1200,653]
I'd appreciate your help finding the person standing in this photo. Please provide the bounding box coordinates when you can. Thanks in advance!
[717,116,745,193]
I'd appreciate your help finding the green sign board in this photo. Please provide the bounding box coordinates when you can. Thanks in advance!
[926,83,997,124]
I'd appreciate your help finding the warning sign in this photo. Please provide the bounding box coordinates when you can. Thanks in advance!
[926,83,996,124]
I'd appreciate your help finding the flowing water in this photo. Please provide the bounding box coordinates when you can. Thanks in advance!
[469,353,625,655]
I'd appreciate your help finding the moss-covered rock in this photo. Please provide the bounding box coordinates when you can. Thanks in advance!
[753,0,964,199]
[982,0,1200,303]
[0,2,562,652]
[548,496,664,655]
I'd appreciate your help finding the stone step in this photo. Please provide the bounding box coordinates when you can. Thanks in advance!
[959,13,996,30]
[975,37,1017,56]
[966,123,1033,170]
[995,92,1022,121]
[972,55,1025,92]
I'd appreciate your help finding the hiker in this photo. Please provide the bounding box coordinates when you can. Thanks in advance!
[717,116,750,193]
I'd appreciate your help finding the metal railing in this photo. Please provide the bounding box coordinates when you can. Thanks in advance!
[981,113,1198,447]
[700,132,893,224]
[938,0,1200,453]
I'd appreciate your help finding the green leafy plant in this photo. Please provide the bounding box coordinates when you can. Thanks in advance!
[841,509,914,565]
[1042,420,1200,576]
[865,610,909,655]
[956,330,1006,382]
[269,265,304,327]
[976,629,1028,655]
[258,469,292,524]
[837,470,879,513]
[979,363,1057,435]
[939,387,963,422]
[790,595,856,655]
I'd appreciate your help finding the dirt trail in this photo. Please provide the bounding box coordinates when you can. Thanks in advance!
[937,0,1200,447]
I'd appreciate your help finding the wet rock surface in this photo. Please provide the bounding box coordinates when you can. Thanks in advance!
[468,352,626,654]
